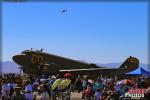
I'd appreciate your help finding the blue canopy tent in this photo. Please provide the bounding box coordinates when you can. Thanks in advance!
[126,67,150,77]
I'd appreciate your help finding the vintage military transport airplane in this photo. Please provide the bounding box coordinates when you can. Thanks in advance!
[12,49,139,76]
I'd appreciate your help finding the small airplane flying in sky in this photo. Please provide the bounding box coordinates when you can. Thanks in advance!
[61,9,68,14]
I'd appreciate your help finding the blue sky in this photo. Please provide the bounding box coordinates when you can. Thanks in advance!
[2,2,148,64]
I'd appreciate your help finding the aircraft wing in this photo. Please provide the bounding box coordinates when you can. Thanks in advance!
[59,67,136,76]
[59,56,139,76]
[44,53,139,71]
[37,51,100,69]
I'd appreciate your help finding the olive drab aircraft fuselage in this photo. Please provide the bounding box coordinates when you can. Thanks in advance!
[12,49,139,76]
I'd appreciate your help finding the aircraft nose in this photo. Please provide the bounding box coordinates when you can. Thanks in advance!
[12,54,29,66]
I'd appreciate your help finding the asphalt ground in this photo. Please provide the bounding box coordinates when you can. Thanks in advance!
[71,92,82,100]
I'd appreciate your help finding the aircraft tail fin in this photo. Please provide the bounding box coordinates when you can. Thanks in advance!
[119,56,139,72]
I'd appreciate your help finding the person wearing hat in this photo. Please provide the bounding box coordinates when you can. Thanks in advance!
[51,75,62,91]
[11,84,26,100]
[47,75,55,90]
[57,73,72,90]
[59,73,72,98]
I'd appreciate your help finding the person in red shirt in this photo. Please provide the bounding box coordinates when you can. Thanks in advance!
[82,84,92,99]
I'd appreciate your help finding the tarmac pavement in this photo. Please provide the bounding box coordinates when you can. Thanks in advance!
[71,92,95,100]
[71,92,82,100]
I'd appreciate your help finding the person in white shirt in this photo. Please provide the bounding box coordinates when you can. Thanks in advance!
[24,80,32,100]
[8,80,16,98]
[1,80,10,100]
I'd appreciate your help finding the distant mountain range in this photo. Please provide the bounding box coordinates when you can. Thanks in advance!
[0,61,150,73]
[1,61,20,73]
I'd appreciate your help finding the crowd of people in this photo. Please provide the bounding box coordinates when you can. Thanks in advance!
[0,73,150,100]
